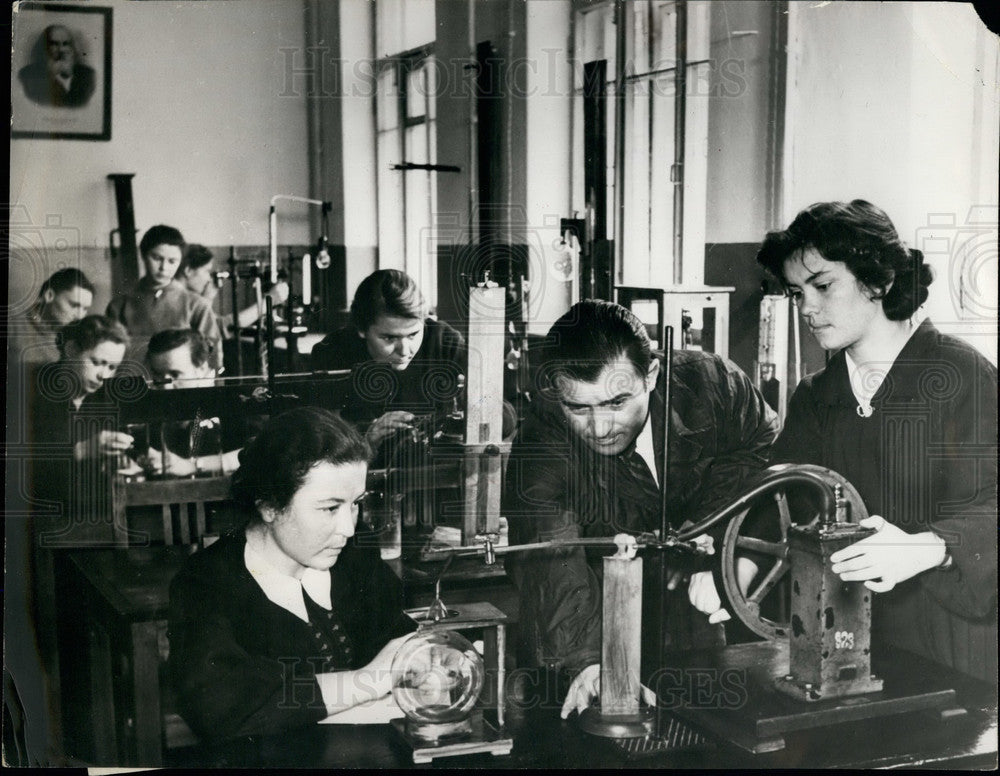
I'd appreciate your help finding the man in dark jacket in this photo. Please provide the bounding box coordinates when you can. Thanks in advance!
[503,300,778,717]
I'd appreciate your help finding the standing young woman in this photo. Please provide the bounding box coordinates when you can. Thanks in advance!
[756,200,997,683]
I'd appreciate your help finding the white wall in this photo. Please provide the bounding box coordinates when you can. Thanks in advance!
[785,1,998,361]
[9,0,311,313]
[339,0,379,301]
[705,1,776,244]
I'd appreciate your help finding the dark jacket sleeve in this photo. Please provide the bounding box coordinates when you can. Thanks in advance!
[334,542,417,665]
[686,357,780,544]
[770,378,824,467]
[105,295,125,325]
[167,557,327,741]
[503,429,602,675]
[310,329,353,371]
[920,354,997,619]
[438,320,467,373]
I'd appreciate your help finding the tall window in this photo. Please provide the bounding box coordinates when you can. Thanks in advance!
[572,1,711,289]
[375,0,438,307]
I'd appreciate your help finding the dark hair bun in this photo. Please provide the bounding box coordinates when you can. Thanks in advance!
[882,247,933,320]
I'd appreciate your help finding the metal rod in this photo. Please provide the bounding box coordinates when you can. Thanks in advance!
[427,466,842,560]
[764,0,788,231]
[265,295,276,396]
[612,0,627,288]
[659,329,674,540]
[657,324,674,733]
[424,537,645,559]
[623,58,711,83]
[467,0,479,244]
[229,247,243,376]
[392,162,461,173]
[653,323,674,735]
[672,0,687,285]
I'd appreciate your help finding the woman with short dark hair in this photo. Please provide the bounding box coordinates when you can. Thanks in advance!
[757,199,997,683]
[30,314,133,461]
[168,407,415,741]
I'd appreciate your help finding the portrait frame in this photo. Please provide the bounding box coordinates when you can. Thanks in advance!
[11,3,113,141]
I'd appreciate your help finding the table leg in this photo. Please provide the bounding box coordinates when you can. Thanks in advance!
[87,620,117,763]
[496,625,506,729]
[129,621,163,766]
[482,626,506,729]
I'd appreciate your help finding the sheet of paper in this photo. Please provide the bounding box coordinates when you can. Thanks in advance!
[319,693,404,725]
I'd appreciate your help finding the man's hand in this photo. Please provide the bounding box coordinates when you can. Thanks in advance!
[74,430,133,461]
[665,532,715,592]
[144,447,197,477]
[366,411,415,449]
[266,281,290,306]
[560,664,657,719]
[561,664,600,719]
[830,515,947,593]
[688,571,731,624]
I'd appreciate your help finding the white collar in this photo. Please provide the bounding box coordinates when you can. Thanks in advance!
[634,413,659,487]
[244,539,331,623]
[844,349,880,415]
[845,319,921,416]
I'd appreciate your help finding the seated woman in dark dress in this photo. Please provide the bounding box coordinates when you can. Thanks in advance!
[310,269,466,453]
[23,315,135,522]
[755,199,997,684]
[167,407,416,741]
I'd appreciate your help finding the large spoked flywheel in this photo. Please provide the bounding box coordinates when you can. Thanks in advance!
[717,465,869,640]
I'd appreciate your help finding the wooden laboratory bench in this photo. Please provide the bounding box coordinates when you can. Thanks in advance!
[164,649,997,769]
[61,543,518,767]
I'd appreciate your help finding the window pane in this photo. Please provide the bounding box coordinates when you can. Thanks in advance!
[650,72,675,288]
[654,2,677,65]
[377,67,399,132]
[377,131,405,270]
[407,62,427,121]
[605,79,617,243]
[426,56,437,121]
[622,79,651,285]
[377,0,434,56]
[402,0,435,52]
[628,1,650,77]
[404,123,433,296]
[688,0,711,62]
[376,0,403,57]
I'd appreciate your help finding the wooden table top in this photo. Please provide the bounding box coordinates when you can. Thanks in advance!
[164,652,997,769]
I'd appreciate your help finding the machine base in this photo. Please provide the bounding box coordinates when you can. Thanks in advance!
[773,671,884,702]
[391,712,513,764]
[578,706,656,738]
[665,641,965,753]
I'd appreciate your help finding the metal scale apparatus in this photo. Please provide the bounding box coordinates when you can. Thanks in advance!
[406,323,968,760]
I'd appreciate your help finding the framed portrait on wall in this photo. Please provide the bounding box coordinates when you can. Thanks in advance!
[11,3,112,141]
